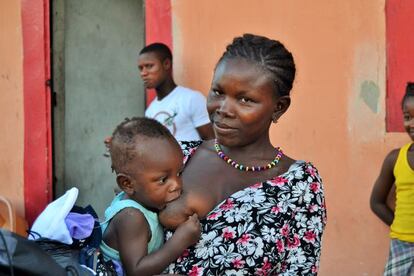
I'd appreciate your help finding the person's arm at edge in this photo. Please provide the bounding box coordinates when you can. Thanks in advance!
[196,123,215,140]
[115,209,192,276]
[369,149,398,226]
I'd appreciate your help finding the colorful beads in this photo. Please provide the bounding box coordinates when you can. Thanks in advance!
[214,139,283,172]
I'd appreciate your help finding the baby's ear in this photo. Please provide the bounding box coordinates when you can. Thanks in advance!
[116,173,134,195]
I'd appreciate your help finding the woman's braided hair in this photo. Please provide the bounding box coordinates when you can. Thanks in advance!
[219,34,296,97]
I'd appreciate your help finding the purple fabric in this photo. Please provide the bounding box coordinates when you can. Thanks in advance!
[64,212,94,240]
[113,260,124,276]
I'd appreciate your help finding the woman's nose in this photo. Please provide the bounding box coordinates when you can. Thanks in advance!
[216,98,234,117]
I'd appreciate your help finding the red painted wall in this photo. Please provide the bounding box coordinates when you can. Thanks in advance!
[386,0,414,131]
[22,0,52,224]
[144,0,172,106]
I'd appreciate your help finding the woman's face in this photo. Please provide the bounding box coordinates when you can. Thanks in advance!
[207,57,289,146]
[403,96,414,141]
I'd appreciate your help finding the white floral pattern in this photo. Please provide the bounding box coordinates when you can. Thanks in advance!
[167,141,327,276]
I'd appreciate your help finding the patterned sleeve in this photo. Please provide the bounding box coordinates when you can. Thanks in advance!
[179,140,202,157]
[277,162,327,275]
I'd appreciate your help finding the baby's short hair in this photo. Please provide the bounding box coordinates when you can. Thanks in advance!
[109,117,175,173]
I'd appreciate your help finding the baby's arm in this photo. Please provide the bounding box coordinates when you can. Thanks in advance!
[159,192,197,230]
[370,149,398,226]
[114,208,200,276]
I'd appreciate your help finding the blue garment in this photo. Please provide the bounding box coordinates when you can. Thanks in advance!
[100,192,164,264]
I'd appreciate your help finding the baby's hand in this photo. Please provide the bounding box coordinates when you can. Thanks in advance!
[173,214,201,246]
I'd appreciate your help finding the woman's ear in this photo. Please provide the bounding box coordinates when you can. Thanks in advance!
[116,173,134,196]
[272,96,291,123]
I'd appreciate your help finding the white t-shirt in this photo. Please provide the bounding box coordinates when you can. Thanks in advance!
[145,86,210,141]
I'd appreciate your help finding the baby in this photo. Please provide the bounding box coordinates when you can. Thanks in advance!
[99,117,200,275]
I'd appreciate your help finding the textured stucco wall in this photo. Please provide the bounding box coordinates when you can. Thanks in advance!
[171,1,408,274]
[0,1,25,216]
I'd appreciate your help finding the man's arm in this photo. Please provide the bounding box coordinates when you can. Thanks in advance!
[370,149,398,226]
[196,123,214,140]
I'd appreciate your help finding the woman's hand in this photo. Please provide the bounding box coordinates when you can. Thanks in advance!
[172,214,201,246]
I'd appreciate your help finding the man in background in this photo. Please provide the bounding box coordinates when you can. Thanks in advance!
[138,43,214,141]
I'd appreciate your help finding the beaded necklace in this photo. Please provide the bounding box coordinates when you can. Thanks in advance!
[214,139,283,172]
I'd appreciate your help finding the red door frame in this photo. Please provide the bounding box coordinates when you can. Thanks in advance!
[22,0,52,225]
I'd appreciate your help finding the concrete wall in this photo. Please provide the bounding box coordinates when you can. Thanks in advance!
[60,0,146,216]
[0,1,25,216]
[170,1,408,274]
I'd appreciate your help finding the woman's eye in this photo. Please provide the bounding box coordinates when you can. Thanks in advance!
[404,115,411,121]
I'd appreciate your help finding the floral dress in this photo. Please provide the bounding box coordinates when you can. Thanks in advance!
[166,141,327,276]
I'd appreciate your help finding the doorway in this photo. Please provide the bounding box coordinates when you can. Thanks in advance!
[52,0,145,216]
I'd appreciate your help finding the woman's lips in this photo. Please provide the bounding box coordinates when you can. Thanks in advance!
[214,122,237,134]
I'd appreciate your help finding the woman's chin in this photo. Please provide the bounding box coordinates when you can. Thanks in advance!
[215,135,240,147]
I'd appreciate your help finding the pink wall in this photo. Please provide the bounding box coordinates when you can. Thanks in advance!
[0,1,25,216]
[0,0,411,273]
[0,0,52,225]
[170,1,408,274]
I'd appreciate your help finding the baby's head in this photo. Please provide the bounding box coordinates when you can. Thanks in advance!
[402,82,414,140]
[109,117,183,210]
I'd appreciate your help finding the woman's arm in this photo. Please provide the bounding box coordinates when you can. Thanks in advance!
[370,149,398,226]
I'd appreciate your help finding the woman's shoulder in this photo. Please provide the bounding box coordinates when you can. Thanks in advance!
[284,160,322,178]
